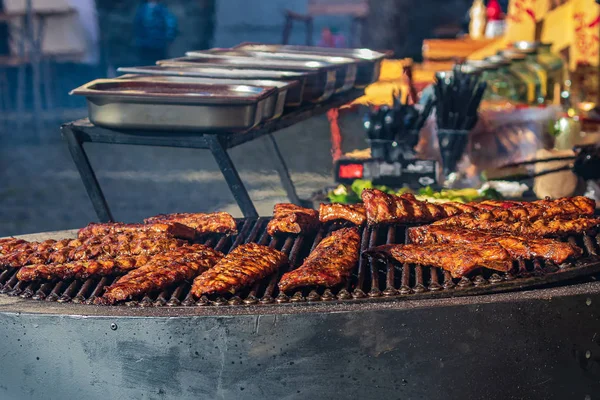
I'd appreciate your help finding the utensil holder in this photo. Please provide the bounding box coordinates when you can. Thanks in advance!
[437,129,470,177]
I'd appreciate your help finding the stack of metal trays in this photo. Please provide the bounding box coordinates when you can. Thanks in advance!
[70,42,390,132]
[232,43,390,88]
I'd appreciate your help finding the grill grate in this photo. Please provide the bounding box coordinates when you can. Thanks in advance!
[2,218,600,307]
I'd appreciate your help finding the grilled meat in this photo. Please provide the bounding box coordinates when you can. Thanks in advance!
[365,243,514,278]
[319,203,366,226]
[408,226,581,264]
[0,238,28,255]
[279,227,360,292]
[78,222,196,240]
[432,214,600,238]
[144,212,238,235]
[362,189,475,225]
[266,204,320,236]
[364,189,596,225]
[191,243,288,297]
[101,244,223,304]
[17,253,156,281]
[0,232,183,269]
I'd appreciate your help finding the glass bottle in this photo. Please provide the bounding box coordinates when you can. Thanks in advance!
[498,49,542,105]
[536,43,565,104]
[513,42,548,104]
[483,55,526,102]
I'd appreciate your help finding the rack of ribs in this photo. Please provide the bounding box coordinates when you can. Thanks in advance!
[363,189,596,225]
[191,243,288,297]
[279,227,360,292]
[408,226,582,264]
[266,204,320,236]
[144,212,238,236]
[431,214,600,238]
[1,232,184,269]
[364,243,514,278]
[100,244,224,304]
[319,203,366,226]
[362,189,477,225]
[17,253,156,281]
[78,222,196,241]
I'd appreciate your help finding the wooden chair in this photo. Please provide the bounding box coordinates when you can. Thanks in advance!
[282,0,369,47]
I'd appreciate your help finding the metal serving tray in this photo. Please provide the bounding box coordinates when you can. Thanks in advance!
[116,74,297,121]
[158,56,336,103]
[117,66,304,107]
[70,79,275,131]
[186,49,357,93]
[234,43,390,88]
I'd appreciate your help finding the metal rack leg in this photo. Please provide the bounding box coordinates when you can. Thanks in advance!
[206,135,259,218]
[61,126,114,222]
[263,133,306,207]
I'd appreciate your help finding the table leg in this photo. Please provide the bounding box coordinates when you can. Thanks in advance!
[61,125,114,222]
[205,134,259,218]
[263,133,307,207]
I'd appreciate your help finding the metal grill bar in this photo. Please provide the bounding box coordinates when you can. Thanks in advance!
[2,221,600,308]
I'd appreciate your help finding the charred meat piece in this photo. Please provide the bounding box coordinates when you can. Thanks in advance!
[78,222,196,240]
[191,243,288,297]
[319,203,366,226]
[408,226,582,264]
[362,189,473,225]
[144,212,238,235]
[365,243,514,278]
[1,232,183,269]
[0,238,28,255]
[101,245,224,304]
[0,238,82,269]
[431,214,600,238]
[266,204,320,236]
[17,253,156,282]
[279,227,360,292]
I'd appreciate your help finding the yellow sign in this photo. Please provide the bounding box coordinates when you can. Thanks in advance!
[571,0,600,69]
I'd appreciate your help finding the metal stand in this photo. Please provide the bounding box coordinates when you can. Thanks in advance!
[61,90,362,221]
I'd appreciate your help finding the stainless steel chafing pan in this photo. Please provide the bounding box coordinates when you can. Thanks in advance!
[70,78,275,131]
[117,66,304,107]
[233,43,390,88]
[157,56,336,103]
[116,74,298,120]
[186,49,357,93]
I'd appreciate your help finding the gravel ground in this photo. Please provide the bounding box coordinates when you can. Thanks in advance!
[0,111,364,236]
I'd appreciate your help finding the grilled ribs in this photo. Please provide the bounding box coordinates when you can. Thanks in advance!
[319,203,366,226]
[362,189,476,225]
[1,232,183,269]
[17,253,156,281]
[365,243,514,278]
[431,215,600,238]
[101,244,224,304]
[78,222,196,240]
[144,212,238,236]
[191,243,288,297]
[408,226,581,264]
[266,204,320,236]
[279,227,360,292]
[363,189,596,225]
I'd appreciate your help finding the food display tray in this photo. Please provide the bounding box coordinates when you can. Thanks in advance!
[234,43,390,87]
[70,79,275,131]
[186,49,357,93]
[116,74,298,121]
[117,67,304,107]
[158,56,336,103]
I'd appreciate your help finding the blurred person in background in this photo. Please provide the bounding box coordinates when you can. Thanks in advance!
[317,26,346,48]
[133,0,178,65]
